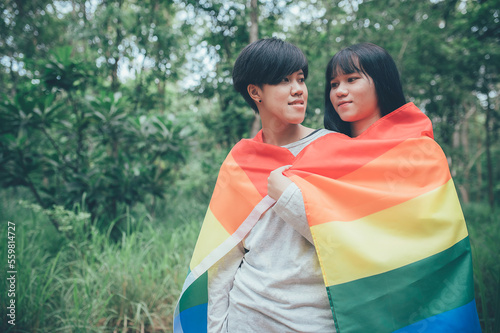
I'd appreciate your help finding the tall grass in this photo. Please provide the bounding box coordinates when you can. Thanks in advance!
[0,188,498,332]
[464,203,500,333]
[0,188,203,332]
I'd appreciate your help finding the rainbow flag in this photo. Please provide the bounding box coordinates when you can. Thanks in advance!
[173,103,481,332]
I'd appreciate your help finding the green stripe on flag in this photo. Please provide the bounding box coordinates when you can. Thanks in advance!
[328,237,474,333]
[179,271,208,313]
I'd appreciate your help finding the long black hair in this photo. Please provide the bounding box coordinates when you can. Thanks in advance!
[324,43,406,136]
[233,37,308,113]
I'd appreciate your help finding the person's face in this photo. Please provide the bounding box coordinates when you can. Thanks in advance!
[257,70,308,130]
[329,69,381,136]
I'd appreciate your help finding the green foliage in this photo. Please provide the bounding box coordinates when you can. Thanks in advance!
[0,189,202,332]
[18,200,91,240]
[464,203,500,333]
[43,46,90,91]
[0,45,190,236]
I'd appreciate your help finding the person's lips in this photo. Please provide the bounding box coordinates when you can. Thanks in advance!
[337,100,351,108]
[289,99,304,105]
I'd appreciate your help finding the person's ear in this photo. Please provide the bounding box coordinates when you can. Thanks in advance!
[247,84,262,104]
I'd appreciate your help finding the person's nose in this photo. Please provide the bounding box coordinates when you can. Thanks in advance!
[291,80,304,96]
[336,82,347,96]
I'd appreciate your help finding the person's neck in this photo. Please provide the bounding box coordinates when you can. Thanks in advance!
[351,114,381,137]
[261,124,314,146]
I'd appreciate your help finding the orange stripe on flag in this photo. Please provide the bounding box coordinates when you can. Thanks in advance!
[291,138,451,226]
[209,152,263,234]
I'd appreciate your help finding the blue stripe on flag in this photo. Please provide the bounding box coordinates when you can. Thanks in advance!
[393,299,481,333]
[176,302,208,333]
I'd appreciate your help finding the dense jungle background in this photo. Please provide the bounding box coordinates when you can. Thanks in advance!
[0,0,499,332]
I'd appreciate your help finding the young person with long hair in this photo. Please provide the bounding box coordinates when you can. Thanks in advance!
[323,42,406,136]
[266,42,481,332]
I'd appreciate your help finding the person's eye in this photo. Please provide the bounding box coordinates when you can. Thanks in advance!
[282,77,290,82]
[330,82,339,88]
[299,78,305,83]
[348,76,360,82]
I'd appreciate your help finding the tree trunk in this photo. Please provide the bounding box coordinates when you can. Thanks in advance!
[485,96,495,209]
[458,104,475,204]
[476,141,483,202]
[249,0,261,138]
[111,0,124,92]
[249,0,258,43]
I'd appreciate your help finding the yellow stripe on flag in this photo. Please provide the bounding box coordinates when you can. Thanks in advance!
[311,179,468,286]
[190,207,231,269]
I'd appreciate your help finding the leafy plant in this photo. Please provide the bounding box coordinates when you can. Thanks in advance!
[0,47,190,237]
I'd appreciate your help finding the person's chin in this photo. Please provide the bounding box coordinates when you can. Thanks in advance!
[289,103,306,113]
[338,113,356,123]
[288,115,306,124]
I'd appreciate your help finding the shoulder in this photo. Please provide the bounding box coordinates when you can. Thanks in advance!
[301,128,336,144]
[315,128,335,137]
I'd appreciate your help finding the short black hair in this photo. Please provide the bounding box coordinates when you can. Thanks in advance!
[233,37,308,113]
[324,43,406,136]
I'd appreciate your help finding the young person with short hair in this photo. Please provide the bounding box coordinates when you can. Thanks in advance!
[217,37,335,333]
[174,37,335,333]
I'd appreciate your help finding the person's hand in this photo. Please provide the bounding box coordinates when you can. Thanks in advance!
[267,165,293,200]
